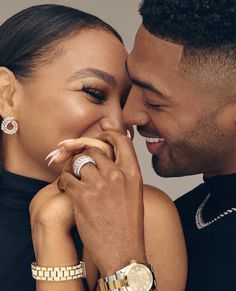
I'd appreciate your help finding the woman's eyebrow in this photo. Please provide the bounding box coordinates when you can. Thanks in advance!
[69,67,116,87]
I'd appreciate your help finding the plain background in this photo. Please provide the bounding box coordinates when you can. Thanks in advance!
[0,0,203,200]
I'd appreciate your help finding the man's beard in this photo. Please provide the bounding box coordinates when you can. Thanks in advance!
[151,146,207,178]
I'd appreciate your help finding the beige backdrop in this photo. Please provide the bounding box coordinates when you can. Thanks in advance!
[0,0,203,200]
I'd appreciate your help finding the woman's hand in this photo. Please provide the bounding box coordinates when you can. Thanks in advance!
[30,182,75,234]
[45,137,115,167]
[29,182,82,291]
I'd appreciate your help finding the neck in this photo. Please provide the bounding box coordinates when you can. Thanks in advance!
[2,139,59,183]
[204,165,236,178]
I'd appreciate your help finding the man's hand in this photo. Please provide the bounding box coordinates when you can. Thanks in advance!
[57,131,147,276]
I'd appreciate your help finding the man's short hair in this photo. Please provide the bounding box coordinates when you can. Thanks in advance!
[139,0,236,96]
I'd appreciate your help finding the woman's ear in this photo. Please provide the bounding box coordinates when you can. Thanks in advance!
[0,67,17,117]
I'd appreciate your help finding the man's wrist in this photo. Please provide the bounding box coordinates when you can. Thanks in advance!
[98,249,147,277]
[98,259,157,291]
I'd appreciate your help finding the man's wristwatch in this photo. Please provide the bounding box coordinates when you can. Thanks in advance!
[98,260,157,291]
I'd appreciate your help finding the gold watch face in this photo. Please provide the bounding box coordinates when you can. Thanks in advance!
[126,264,153,291]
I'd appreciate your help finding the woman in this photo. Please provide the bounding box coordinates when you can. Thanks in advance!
[0,4,187,291]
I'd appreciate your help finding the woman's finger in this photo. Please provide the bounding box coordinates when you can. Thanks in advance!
[46,137,114,166]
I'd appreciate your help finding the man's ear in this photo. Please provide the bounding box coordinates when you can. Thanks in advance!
[0,67,17,118]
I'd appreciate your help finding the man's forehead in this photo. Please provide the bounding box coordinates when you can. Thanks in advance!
[130,25,184,70]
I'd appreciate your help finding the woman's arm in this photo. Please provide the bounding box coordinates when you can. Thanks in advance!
[32,225,84,291]
[143,185,187,291]
[30,183,85,291]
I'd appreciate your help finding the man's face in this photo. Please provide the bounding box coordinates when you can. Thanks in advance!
[124,25,235,177]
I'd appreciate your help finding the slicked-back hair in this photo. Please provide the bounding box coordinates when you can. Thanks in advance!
[0,4,123,78]
[0,4,123,152]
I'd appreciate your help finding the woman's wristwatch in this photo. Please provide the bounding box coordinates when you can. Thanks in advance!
[98,260,157,291]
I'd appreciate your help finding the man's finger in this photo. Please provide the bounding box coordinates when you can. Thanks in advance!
[96,131,140,170]
[57,170,85,198]
[71,153,104,183]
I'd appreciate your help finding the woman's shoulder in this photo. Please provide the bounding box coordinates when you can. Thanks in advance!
[143,184,177,213]
[143,185,187,291]
[143,184,183,237]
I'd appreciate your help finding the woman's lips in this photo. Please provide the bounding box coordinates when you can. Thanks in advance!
[145,137,166,154]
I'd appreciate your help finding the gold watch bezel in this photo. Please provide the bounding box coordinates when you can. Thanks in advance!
[123,260,156,291]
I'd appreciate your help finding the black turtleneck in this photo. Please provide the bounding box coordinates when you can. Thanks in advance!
[0,168,83,291]
[175,173,236,291]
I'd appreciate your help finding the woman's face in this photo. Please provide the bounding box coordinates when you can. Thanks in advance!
[9,28,130,181]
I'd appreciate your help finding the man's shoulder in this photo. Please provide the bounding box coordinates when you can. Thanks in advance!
[174,183,206,217]
[175,183,204,204]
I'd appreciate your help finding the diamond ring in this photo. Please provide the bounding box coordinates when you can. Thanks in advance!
[73,155,96,179]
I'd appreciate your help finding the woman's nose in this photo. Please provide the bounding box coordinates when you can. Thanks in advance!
[100,114,126,135]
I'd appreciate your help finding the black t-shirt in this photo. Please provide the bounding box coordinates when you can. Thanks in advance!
[175,173,236,291]
[0,168,83,291]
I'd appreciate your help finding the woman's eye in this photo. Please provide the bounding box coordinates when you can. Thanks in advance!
[82,86,107,103]
[144,101,161,109]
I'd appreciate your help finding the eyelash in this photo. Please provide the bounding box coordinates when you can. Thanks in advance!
[144,101,161,109]
[82,86,107,103]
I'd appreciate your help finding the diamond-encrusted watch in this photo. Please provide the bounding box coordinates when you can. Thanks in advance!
[98,260,157,291]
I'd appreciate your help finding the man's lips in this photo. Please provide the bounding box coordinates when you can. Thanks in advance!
[137,128,166,154]
[144,136,166,154]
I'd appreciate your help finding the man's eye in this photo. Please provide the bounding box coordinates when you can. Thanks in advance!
[82,86,107,102]
[144,101,161,109]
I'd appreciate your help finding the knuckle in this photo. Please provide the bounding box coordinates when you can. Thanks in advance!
[109,169,124,182]
[129,169,141,179]
[66,180,76,191]
[95,181,108,192]
[118,134,131,145]
[60,172,76,192]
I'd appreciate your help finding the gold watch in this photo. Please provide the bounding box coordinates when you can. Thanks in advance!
[98,260,157,291]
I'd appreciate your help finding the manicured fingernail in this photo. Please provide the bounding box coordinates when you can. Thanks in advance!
[127,129,132,139]
[57,139,75,146]
[45,149,60,161]
[47,150,61,166]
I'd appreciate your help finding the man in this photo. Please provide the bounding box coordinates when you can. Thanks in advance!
[59,0,236,290]
[123,0,236,290]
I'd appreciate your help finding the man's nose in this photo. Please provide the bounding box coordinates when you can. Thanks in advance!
[123,87,149,126]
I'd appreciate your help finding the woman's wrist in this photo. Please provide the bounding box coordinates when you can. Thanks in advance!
[32,224,78,266]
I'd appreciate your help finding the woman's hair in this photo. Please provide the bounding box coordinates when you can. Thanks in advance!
[0,4,123,158]
[0,4,123,78]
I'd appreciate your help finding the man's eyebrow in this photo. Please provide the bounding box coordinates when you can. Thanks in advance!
[125,61,169,98]
[69,68,116,87]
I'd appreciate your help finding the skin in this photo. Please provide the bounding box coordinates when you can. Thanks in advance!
[0,27,129,291]
[124,25,236,178]
[0,26,187,290]
[0,28,130,182]
[47,134,187,290]
[52,23,236,290]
